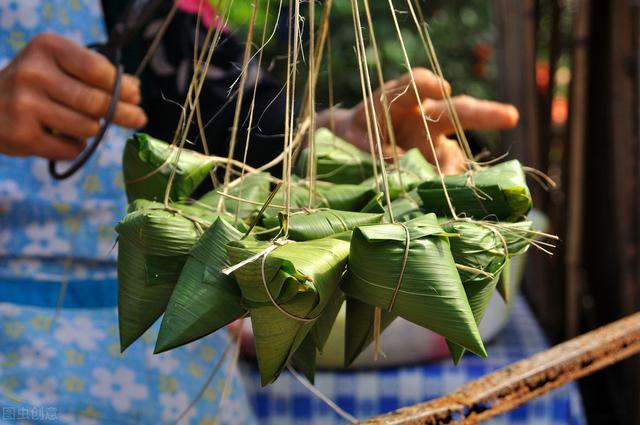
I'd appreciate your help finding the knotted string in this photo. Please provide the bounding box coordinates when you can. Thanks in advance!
[259,240,321,323]
[388,223,412,312]
[373,223,411,361]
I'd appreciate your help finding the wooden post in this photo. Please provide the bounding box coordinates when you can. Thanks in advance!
[492,0,566,341]
[564,0,591,339]
[580,0,640,423]
[492,0,540,168]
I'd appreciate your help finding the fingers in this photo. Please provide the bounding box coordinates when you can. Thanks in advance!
[382,143,405,160]
[425,96,520,135]
[385,68,451,111]
[435,136,467,175]
[351,68,450,137]
[36,98,100,140]
[40,33,141,103]
[36,132,87,161]
[44,69,147,128]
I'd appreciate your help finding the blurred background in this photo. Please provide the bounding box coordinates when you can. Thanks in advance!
[227,1,640,424]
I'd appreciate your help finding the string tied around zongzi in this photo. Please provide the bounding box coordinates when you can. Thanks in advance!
[388,222,412,312]
[373,222,411,361]
[222,235,323,323]
[259,241,321,324]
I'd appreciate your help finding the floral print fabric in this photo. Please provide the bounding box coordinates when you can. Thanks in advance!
[0,303,255,424]
[0,0,124,282]
[0,1,256,423]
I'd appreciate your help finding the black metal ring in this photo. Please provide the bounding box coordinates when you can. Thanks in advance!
[48,62,124,180]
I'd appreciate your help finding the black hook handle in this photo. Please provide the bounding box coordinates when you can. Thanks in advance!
[48,63,124,180]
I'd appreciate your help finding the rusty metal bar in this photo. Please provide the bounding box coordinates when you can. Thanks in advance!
[359,312,640,425]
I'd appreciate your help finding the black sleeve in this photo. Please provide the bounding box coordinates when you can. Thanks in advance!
[139,6,288,195]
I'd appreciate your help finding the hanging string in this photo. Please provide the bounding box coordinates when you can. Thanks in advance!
[326,26,337,135]
[385,0,458,219]
[362,0,406,194]
[281,0,295,231]
[372,306,383,361]
[351,0,395,222]
[298,0,333,120]
[259,241,320,323]
[234,0,277,223]
[163,0,233,207]
[217,0,260,214]
[307,0,317,208]
[168,0,224,150]
[173,317,246,424]
[351,0,399,360]
[406,0,475,167]
[280,0,303,238]
[193,0,219,188]
[349,0,381,195]
[135,0,181,78]
[287,365,359,424]
[388,223,411,311]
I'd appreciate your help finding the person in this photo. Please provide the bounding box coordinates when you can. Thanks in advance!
[0,1,518,424]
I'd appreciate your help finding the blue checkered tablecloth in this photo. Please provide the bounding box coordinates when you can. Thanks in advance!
[240,297,587,425]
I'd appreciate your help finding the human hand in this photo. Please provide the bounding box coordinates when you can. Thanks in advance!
[319,68,519,175]
[0,33,147,160]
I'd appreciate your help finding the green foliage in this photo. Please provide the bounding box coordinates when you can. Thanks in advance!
[225,1,497,106]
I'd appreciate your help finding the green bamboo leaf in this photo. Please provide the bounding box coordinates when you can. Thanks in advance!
[155,218,245,354]
[198,173,272,219]
[389,190,424,222]
[310,289,345,352]
[261,210,383,241]
[226,237,350,385]
[116,203,205,351]
[291,334,317,384]
[123,133,216,203]
[296,128,375,184]
[399,148,438,181]
[341,214,486,357]
[360,192,386,214]
[496,259,511,303]
[361,148,437,198]
[344,297,396,367]
[129,199,243,232]
[441,219,534,363]
[315,181,377,211]
[417,160,532,221]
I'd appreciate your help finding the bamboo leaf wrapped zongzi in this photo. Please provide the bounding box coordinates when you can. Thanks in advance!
[261,210,383,241]
[341,214,486,357]
[296,128,375,184]
[417,160,532,221]
[155,218,245,353]
[123,133,216,203]
[226,237,350,385]
[116,202,207,351]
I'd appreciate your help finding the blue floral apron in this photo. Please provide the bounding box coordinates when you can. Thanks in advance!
[0,1,256,423]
